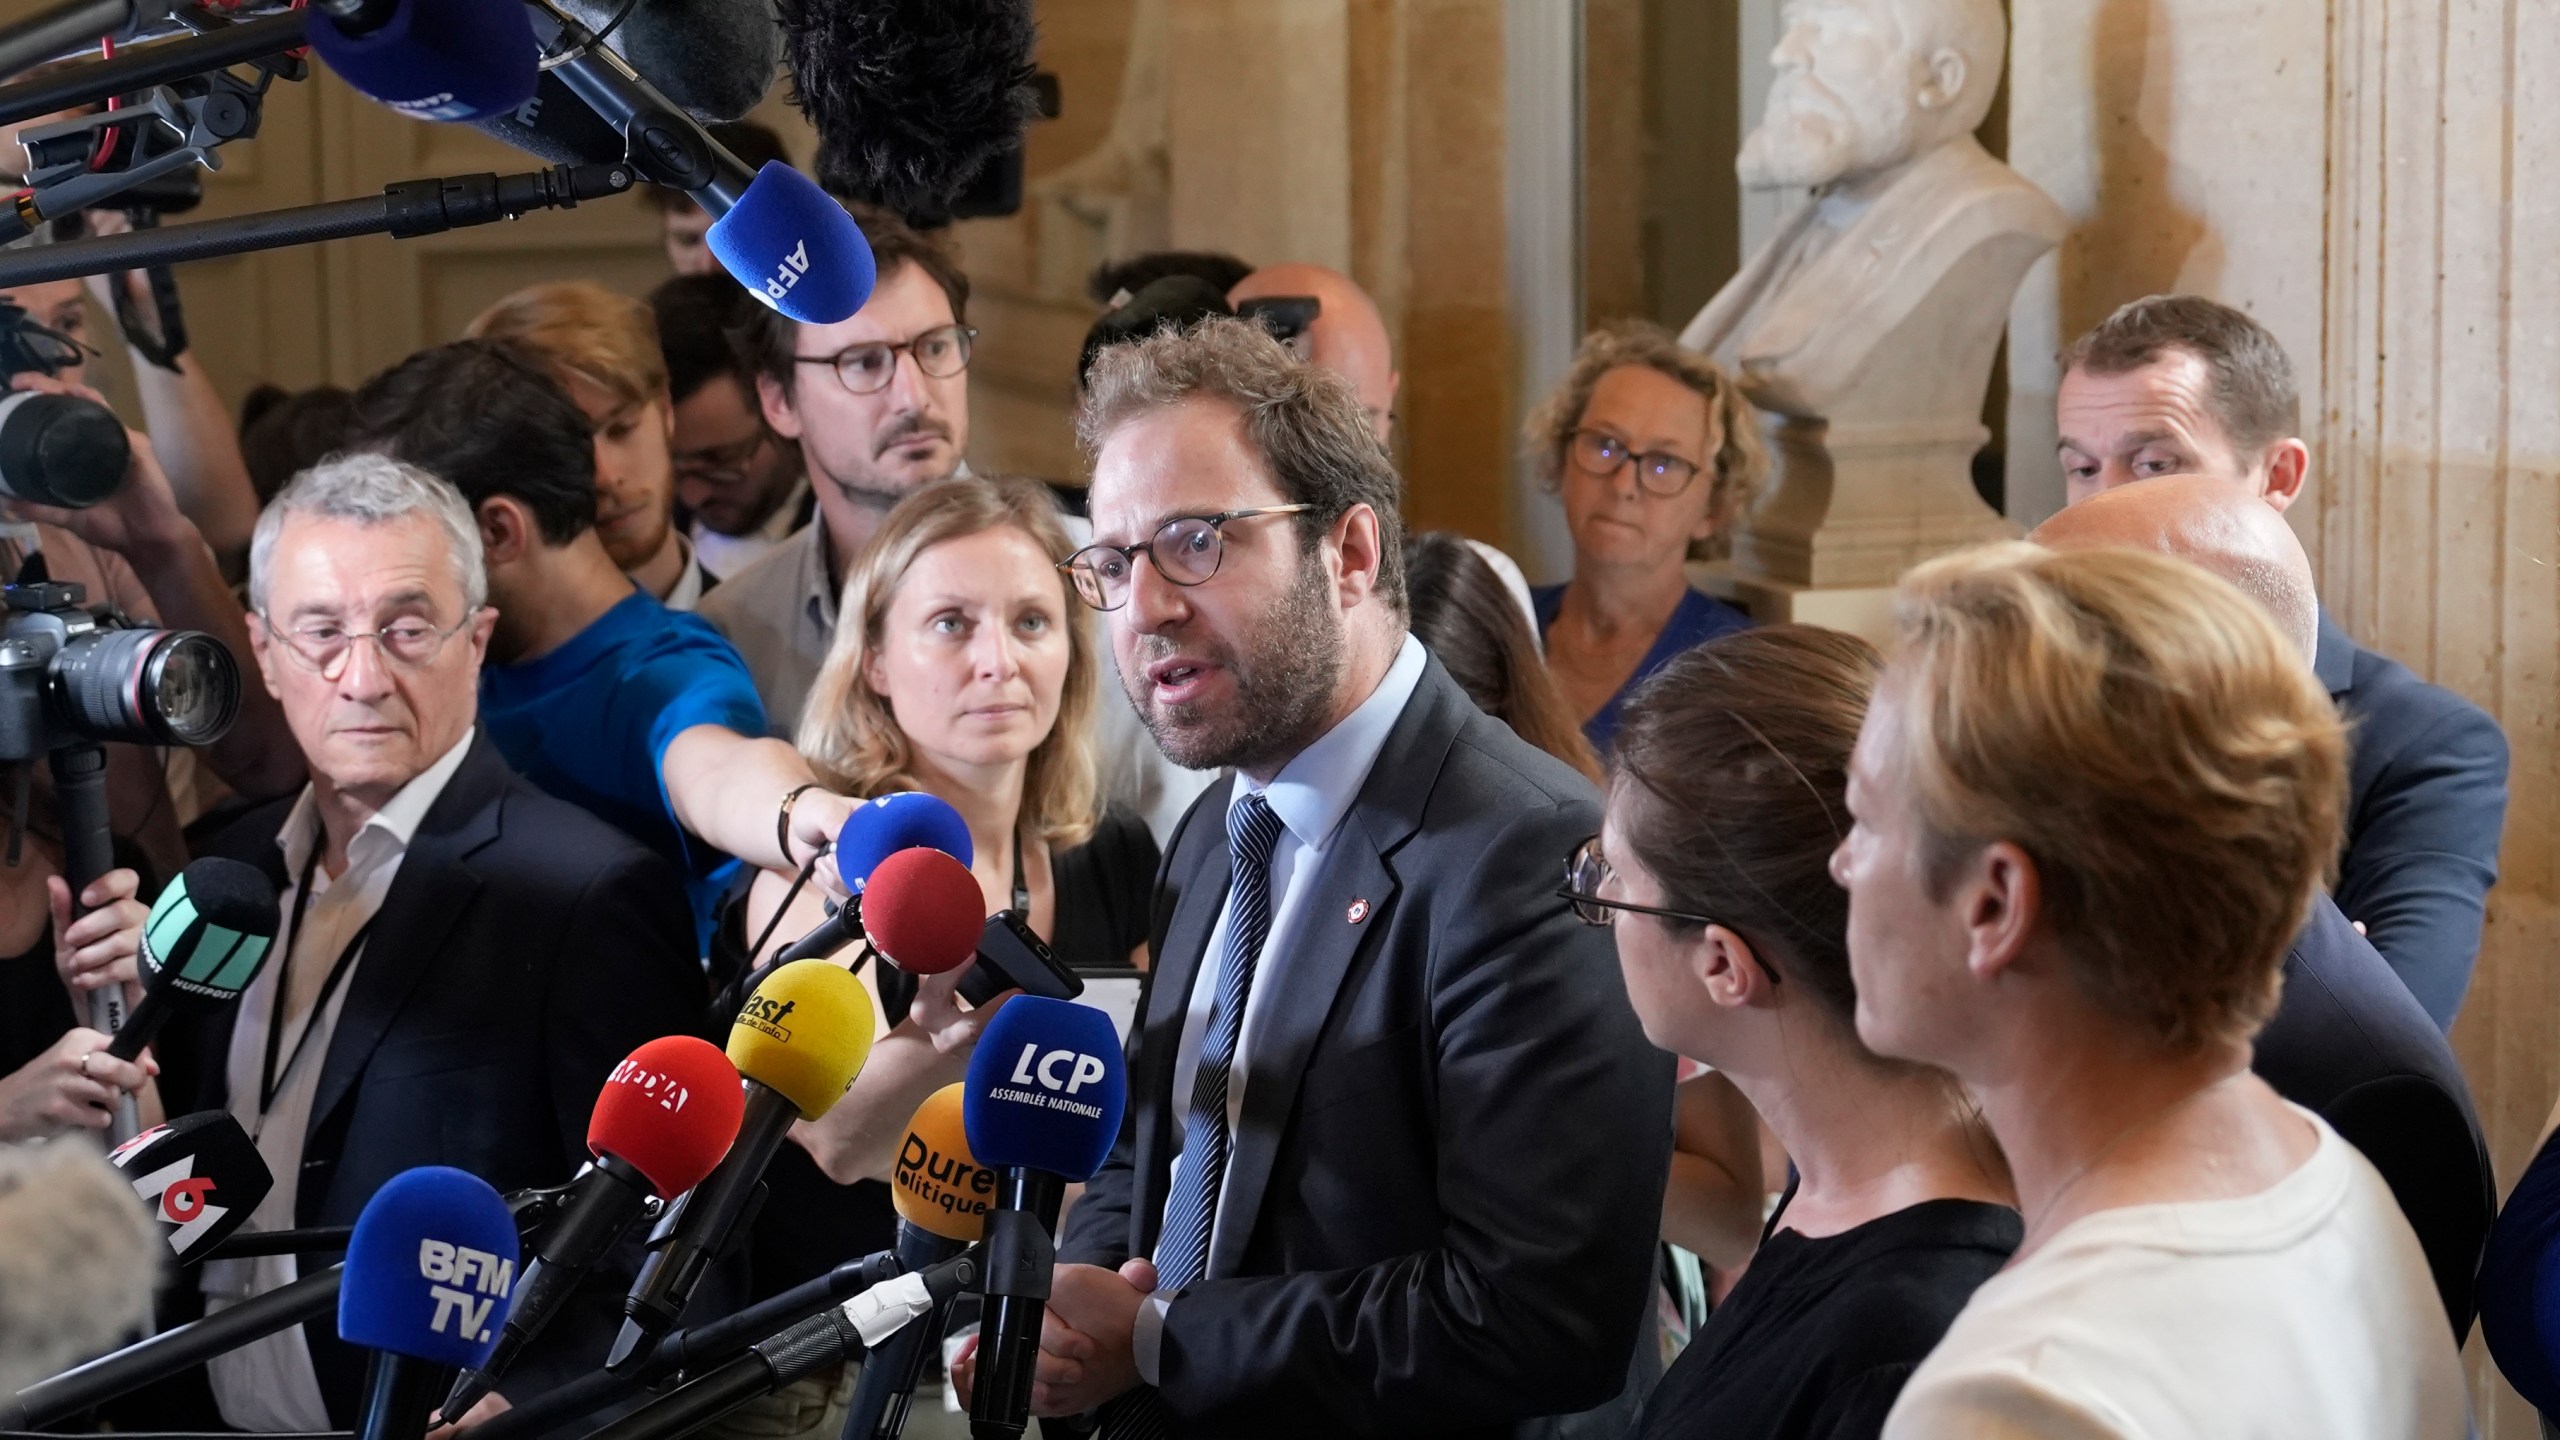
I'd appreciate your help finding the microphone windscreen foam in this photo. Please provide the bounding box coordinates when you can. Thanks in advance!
[964,997,1126,1181]
[307,0,540,122]
[554,0,780,121]
[0,1144,159,1397]
[338,1166,519,1368]
[727,959,877,1119]
[780,0,1039,215]
[589,1036,749,1199]
[140,857,281,1002]
[837,791,974,890]
[708,163,875,325]
[863,848,984,976]
[105,1110,273,1262]
[891,1084,992,1241]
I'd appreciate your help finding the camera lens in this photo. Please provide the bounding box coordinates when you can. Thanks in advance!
[53,627,241,747]
[0,392,129,509]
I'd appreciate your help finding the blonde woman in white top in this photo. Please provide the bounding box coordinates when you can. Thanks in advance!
[1830,543,2465,1439]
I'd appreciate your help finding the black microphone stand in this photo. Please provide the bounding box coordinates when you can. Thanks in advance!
[0,9,306,126]
[0,162,636,287]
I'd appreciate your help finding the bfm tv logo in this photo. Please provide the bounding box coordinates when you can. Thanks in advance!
[418,1239,515,1344]
[738,994,798,1044]
[112,1133,230,1253]
[608,1057,693,1114]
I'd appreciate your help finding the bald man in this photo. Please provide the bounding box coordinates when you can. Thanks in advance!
[2030,479,2493,1342]
[2056,297,2504,1033]
[1227,262,1541,634]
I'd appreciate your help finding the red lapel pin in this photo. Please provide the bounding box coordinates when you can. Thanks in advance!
[1347,899,1371,924]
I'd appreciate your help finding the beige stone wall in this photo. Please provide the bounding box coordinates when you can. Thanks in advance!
[2012,5,2558,1432]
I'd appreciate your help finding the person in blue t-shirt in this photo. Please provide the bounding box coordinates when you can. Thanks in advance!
[342,340,858,945]
[1527,321,1768,753]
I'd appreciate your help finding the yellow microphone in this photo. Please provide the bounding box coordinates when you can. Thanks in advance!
[844,1085,991,1440]
[609,960,877,1368]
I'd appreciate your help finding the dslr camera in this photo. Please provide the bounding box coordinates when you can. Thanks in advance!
[0,298,130,510]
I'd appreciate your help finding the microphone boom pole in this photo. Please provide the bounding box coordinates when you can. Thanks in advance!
[0,162,636,287]
[0,10,308,126]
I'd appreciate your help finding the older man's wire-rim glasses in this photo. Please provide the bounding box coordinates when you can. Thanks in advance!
[1060,505,1313,610]
[259,612,477,679]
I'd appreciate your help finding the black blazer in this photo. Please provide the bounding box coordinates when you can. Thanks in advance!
[2253,892,2493,1341]
[164,733,706,1422]
[1060,657,1677,1438]
[2315,611,2508,1028]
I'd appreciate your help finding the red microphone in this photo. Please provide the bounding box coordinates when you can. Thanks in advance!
[863,847,985,976]
[441,1036,745,1420]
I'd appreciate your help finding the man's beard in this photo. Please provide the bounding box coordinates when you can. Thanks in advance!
[826,412,958,510]
[1122,550,1345,774]
[1737,75,1910,191]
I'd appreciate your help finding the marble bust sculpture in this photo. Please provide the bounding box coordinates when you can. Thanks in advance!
[1682,0,2066,590]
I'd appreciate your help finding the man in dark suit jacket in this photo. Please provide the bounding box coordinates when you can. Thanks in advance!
[2054,294,2509,1027]
[161,452,703,1430]
[2254,894,2493,1340]
[1026,318,1673,1438]
[2313,612,2508,1027]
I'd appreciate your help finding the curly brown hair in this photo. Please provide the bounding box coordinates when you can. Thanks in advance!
[1524,321,1768,560]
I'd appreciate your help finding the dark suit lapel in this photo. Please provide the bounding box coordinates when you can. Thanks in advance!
[303,737,506,1150]
[1207,659,1465,1275]
[1131,781,1232,1254]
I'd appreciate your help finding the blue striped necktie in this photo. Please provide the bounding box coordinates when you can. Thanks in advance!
[1153,789,1286,1291]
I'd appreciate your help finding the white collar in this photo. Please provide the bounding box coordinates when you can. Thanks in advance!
[1235,634,1426,851]
[277,726,477,878]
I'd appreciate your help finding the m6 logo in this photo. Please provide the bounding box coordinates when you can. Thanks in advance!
[1008,1043,1107,1096]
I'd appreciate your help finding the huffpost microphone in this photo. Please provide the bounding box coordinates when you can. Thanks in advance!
[441,1036,746,1421]
[338,1167,519,1440]
[842,1085,993,1440]
[610,962,877,1369]
[103,857,282,1063]
[962,999,1127,1440]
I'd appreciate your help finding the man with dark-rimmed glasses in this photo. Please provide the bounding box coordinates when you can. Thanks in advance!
[1009,315,1671,1440]
[700,206,980,725]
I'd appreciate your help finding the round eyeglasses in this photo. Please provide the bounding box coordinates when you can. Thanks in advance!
[1569,428,1703,497]
[260,612,477,679]
[793,323,978,395]
[1059,505,1313,611]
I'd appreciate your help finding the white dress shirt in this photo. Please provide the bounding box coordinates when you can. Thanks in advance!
[1135,635,1427,1381]
[202,729,477,1431]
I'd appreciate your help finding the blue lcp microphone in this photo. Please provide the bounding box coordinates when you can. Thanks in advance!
[339,1166,519,1440]
[304,0,541,122]
[708,162,877,325]
[769,790,974,967]
[962,997,1128,1440]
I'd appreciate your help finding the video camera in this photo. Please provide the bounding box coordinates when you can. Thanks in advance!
[0,297,129,508]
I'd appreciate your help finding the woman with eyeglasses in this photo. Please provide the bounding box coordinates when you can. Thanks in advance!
[1569,625,2016,1440]
[1527,322,1768,752]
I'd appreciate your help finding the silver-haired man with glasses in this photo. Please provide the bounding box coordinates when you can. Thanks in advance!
[168,451,704,1435]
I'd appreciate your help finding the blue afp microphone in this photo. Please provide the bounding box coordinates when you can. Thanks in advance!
[772,791,975,966]
[962,997,1126,1440]
[303,0,540,122]
[339,1167,519,1440]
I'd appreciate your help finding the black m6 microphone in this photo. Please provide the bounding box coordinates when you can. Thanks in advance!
[103,1110,273,1265]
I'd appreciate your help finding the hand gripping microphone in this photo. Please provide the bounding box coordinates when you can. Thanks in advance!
[337,1166,520,1440]
[440,1036,746,1421]
[962,998,1127,1440]
[103,1111,274,1265]
[773,791,974,966]
[842,1085,992,1440]
[302,0,540,122]
[102,858,282,1064]
[610,961,877,1370]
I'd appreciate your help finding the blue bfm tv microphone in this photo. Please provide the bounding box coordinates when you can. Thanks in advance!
[962,997,1126,1440]
[338,1166,519,1440]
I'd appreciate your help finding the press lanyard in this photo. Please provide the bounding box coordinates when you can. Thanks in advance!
[256,839,377,1115]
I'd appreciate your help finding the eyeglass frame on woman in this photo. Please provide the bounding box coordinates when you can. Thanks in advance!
[1568,427,1704,497]
[1558,833,1754,955]
[793,323,980,395]
[257,610,480,679]
[1058,504,1314,611]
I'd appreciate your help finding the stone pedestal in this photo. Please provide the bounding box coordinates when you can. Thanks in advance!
[1734,415,2019,590]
